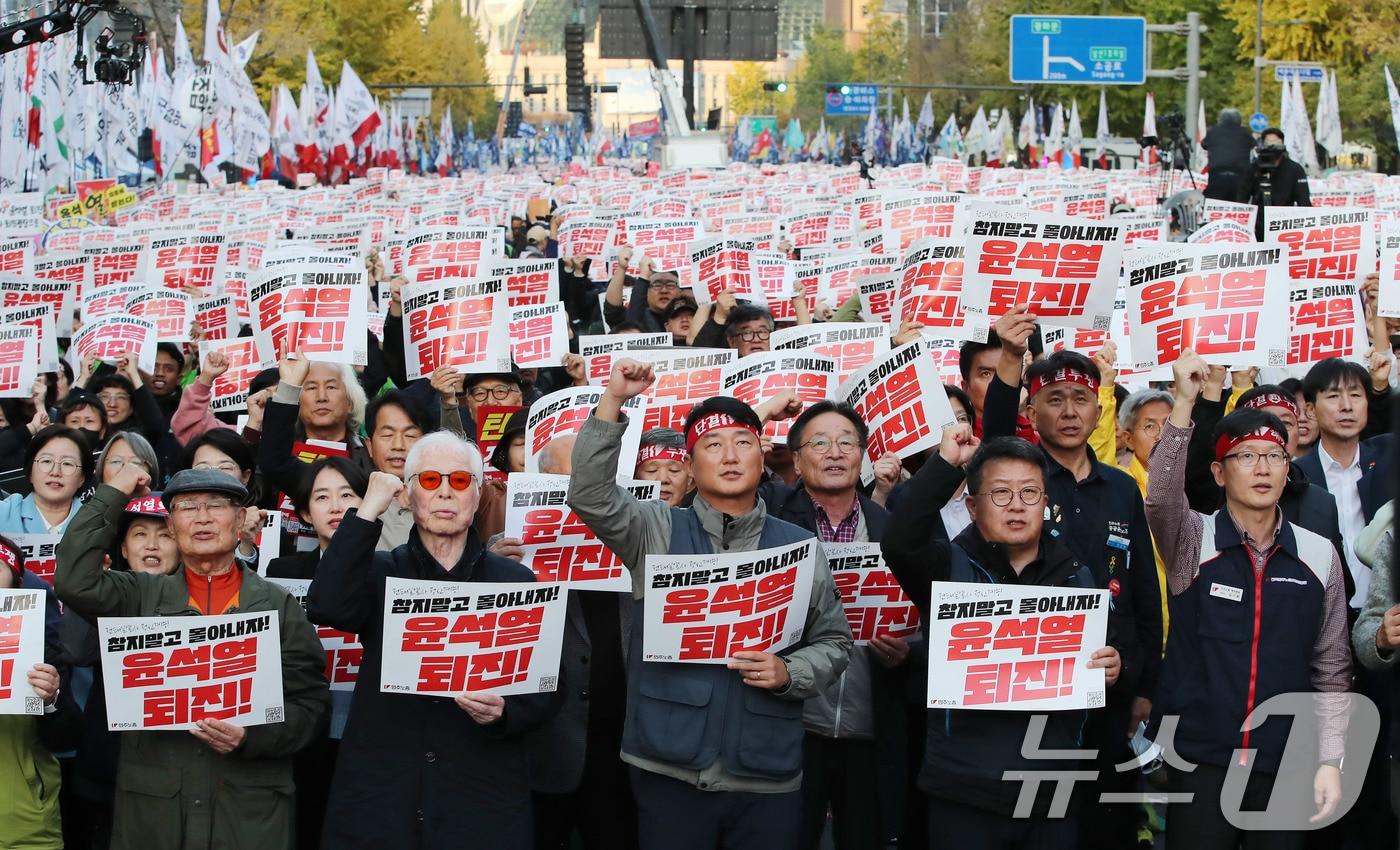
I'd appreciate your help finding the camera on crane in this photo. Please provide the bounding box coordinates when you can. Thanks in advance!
[0,1,147,86]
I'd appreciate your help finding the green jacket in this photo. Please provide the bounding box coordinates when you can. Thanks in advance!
[55,485,330,850]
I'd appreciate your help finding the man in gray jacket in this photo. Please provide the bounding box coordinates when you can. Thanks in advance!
[567,357,853,850]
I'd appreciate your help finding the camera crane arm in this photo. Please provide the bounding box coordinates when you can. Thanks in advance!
[1,0,146,84]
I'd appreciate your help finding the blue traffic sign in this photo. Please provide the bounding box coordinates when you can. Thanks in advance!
[1009,15,1146,85]
[1249,112,1269,133]
[825,84,880,116]
[1274,65,1324,83]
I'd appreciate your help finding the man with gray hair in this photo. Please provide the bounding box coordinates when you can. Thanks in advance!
[307,431,559,849]
[1202,107,1256,201]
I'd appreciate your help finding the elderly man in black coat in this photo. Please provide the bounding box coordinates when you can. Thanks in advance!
[307,431,560,850]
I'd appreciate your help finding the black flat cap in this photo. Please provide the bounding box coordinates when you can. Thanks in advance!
[160,468,250,508]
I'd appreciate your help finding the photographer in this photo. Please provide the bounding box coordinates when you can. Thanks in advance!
[1201,108,1255,202]
[1246,127,1310,239]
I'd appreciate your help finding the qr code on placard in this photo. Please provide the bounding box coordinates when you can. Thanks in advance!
[1267,350,1286,367]
[265,706,284,723]
[1091,315,1111,331]
[24,697,41,715]
[1086,691,1106,709]
[538,676,558,693]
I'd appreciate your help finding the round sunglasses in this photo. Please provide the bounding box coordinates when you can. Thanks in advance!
[410,470,476,491]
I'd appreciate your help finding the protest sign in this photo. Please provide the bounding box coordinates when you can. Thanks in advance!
[98,610,286,730]
[688,237,762,304]
[1379,226,1400,319]
[772,322,891,384]
[256,512,282,576]
[823,542,920,644]
[837,340,956,464]
[962,205,1124,332]
[926,582,1108,711]
[578,332,672,384]
[250,260,369,366]
[753,255,810,323]
[0,238,27,274]
[881,193,966,249]
[1188,220,1255,244]
[503,473,659,591]
[0,193,44,231]
[525,386,647,477]
[897,239,969,339]
[625,219,703,284]
[84,240,146,288]
[1124,243,1288,369]
[558,218,615,260]
[0,589,45,716]
[379,578,567,696]
[203,338,272,413]
[70,316,157,373]
[720,351,837,443]
[0,302,56,372]
[10,534,60,586]
[127,289,194,343]
[508,302,567,368]
[193,294,238,342]
[141,233,226,290]
[642,538,817,663]
[1202,198,1257,231]
[859,272,898,324]
[402,226,500,283]
[1264,207,1375,284]
[628,348,736,431]
[475,405,522,480]
[401,277,511,379]
[490,258,559,308]
[1286,279,1369,369]
[267,578,361,692]
[0,324,38,398]
[783,209,854,248]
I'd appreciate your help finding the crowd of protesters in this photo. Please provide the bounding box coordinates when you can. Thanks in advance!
[0,182,1397,850]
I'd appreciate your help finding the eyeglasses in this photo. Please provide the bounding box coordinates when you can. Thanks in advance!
[977,487,1045,507]
[105,456,149,471]
[468,385,519,402]
[170,497,238,515]
[193,461,242,476]
[649,279,680,291]
[797,436,862,455]
[730,329,771,342]
[35,456,82,476]
[1223,450,1289,469]
[410,470,477,491]
[97,392,131,404]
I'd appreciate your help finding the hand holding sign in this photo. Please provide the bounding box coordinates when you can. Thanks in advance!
[728,651,791,690]
[27,663,59,705]
[994,306,1037,358]
[455,692,505,725]
[191,718,247,754]
[1088,645,1121,686]
[278,352,310,387]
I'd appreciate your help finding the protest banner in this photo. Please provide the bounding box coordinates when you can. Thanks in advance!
[9,534,59,586]
[881,193,966,249]
[1379,226,1400,319]
[0,193,44,232]
[70,315,157,373]
[0,238,26,274]
[81,281,146,324]
[1202,198,1258,231]
[772,322,891,384]
[475,405,522,481]
[267,578,361,692]
[753,255,811,323]
[0,302,57,373]
[642,538,817,663]
[250,260,369,366]
[822,542,920,645]
[558,218,616,260]
[628,348,736,431]
[1114,214,1167,245]
[524,386,647,476]
[1124,243,1289,369]
[1286,279,1369,369]
[859,272,898,324]
[578,332,672,384]
[719,212,781,250]
[97,610,286,730]
[837,340,957,466]
[897,239,969,339]
[1263,207,1375,284]
[256,512,282,576]
[401,277,510,380]
[926,582,1108,711]
[202,338,272,413]
[0,589,46,716]
[1188,220,1255,245]
[193,294,238,342]
[0,322,37,398]
[487,258,558,308]
[720,351,838,443]
[508,302,567,368]
[688,237,762,304]
[962,205,1124,333]
[379,578,567,696]
[84,240,146,288]
[0,274,76,336]
[625,219,703,285]
[127,289,194,343]
[141,233,226,290]
[503,473,659,591]
[783,208,854,249]
[402,226,500,283]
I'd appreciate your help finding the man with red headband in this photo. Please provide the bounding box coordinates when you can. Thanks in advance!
[567,358,852,850]
[1146,350,1351,848]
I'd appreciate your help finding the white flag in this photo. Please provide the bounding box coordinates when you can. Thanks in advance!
[1386,66,1400,158]
[1093,88,1110,161]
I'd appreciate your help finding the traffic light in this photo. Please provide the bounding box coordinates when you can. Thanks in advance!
[565,23,588,115]
[504,101,524,137]
[762,81,788,92]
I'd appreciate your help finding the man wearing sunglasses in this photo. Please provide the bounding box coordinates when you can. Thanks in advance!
[1145,350,1351,848]
[881,427,1124,849]
[567,358,852,850]
[307,431,559,849]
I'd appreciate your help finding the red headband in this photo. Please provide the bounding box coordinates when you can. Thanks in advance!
[685,412,760,453]
[124,495,169,518]
[1214,425,1288,462]
[1027,366,1099,398]
[637,443,687,467]
[0,541,18,581]
[1239,391,1299,419]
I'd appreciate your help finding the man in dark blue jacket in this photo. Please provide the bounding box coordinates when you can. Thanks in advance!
[882,427,1124,849]
[307,431,559,850]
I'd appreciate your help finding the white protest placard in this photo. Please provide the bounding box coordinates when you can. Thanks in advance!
[194,294,238,342]
[836,340,956,465]
[642,537,818,663]
[255,512,282,575]
[0,589,46,716]
[0,237,28,274]
[141,232,226,291]
[558,217,616,260]
[0,274,76,336]
[822,542,920,645]
[491,257,559,308]
[783,208,854,249]
[0,302,56,373]
[688,237,762,304]
[127,289,194,343]
[881,193,966,250]
[1124,243,1289,369]
[1264,207,1375,284]
[1188,220,1255,245]
[578,332,672,384]
[524,386,648,477]
[503,473,658,591]
[627,348,736,432]
[897,239,970,340]
[0,193,45,232]
[962,205,1124,333]
[0,324,38,398]
[70,315,157,373]
[1202,198,1257,231]
[720,351,837,444]
[267,578,361,692]
[379,578,566,696]
[84,240,146,288]
[82,281,146,323]
[1379,226,1400,319]
[98,610,285,730]
[508,302,567,368]
[1286,279,1369,370]
[401,277,511,380]
[926,582,1108,711]
[624,219,703,285]
[401,226,501,284]
[250,260,369,366]
[10,534,60,586]
[772,322,890,384]
[203,338,272,413]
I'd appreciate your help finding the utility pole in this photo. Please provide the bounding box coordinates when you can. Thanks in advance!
[1253,0,1263,115]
